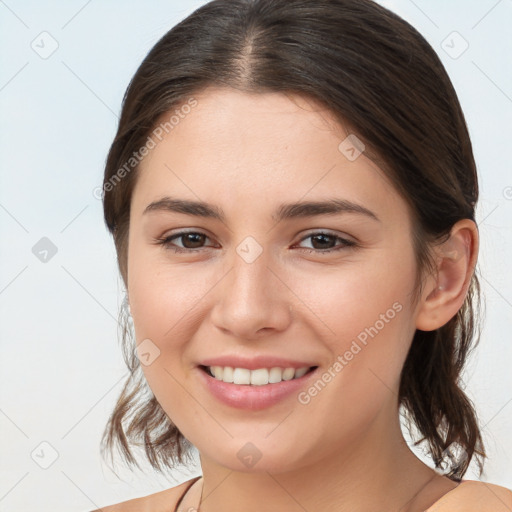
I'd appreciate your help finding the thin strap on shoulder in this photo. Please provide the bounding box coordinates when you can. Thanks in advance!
[175,476,203,512]
[91,475,203,512]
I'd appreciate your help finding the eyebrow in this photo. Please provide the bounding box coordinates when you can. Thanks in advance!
[143,196,380,223]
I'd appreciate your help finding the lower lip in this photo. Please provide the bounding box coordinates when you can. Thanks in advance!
[197,366,318,410]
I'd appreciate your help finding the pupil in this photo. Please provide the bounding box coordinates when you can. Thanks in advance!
[184,233,204,248]
[313,234,333,249]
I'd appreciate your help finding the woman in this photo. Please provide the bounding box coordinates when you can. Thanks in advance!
[94,0,512,510]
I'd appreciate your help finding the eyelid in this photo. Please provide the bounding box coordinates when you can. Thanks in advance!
[156,228,357,254]
[159,228,354,243]
[160,229,217,248]
[297,228,356,243]
[294,230,357,253]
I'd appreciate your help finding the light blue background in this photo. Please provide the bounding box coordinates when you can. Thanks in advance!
[1,1,511,510]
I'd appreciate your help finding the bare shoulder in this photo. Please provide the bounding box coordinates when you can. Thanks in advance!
[90,477,200,512]
[428,480,512,512]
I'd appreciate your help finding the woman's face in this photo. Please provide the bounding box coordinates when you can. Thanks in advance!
[127,87,423,473]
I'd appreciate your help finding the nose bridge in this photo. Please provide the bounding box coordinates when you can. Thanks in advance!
[228,238,275,308]
[211,236,291,337]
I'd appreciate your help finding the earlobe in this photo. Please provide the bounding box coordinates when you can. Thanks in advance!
[415,219,478,331]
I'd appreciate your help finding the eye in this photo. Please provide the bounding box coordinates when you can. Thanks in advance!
[295,231,357,254]
[157,231,215,253]
[156,230,357,254]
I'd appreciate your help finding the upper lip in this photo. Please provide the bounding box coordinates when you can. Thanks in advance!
[198,356,318,370]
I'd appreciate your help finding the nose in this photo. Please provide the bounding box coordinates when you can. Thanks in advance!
[210,249,293,340]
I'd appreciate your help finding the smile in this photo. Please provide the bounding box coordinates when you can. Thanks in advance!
[202,365,316,385]
[197,364,320,410]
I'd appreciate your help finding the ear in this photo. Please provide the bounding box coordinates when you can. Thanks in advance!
[415,219,479,331]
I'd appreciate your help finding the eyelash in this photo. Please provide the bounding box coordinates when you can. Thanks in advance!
[156,230,357,254]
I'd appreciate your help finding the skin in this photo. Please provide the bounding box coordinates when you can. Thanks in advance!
[126,87,478,512]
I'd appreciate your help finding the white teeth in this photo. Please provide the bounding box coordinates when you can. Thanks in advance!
[282,368,295,381]
[250,368,269,386]
[207,365,312,385]
[212,366,223,380]
[294,367,309,378]
[222,366,234,383]
[233,367,251,385]
[269,367,283,383]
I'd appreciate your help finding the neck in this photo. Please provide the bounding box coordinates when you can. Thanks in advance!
[197,406,444,512]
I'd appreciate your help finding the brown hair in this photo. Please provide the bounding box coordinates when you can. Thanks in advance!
[101,0,486,479]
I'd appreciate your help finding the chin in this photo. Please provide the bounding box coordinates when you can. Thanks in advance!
[197,437,314,475]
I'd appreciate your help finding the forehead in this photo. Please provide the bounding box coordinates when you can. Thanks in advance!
[132,87,409,227]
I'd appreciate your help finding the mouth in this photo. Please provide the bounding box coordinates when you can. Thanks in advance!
[199,364,318,386]
[197,363,320,410]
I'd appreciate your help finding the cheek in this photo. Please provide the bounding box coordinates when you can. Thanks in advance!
[289,246,417,397]
[290,263,416,442]
[127,248,223,399]
[292,249,415,341]
[128,248,211,337]
[126,251,212,430]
